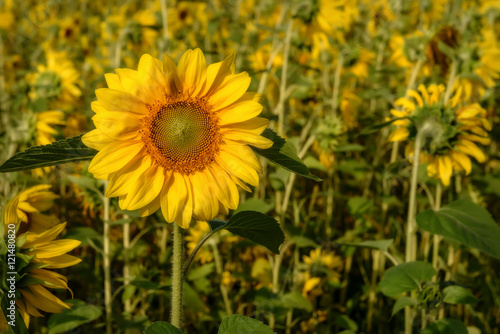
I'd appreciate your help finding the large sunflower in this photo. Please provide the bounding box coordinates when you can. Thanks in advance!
[83,49,273,228]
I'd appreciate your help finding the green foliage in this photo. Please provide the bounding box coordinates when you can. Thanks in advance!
[391,297,418,317]
[379,261,436,297]
[217,315,275,334]
[442,285,478,304]
[252,129,322,182]
[0,135,97,172]
[417,199,500,258]
[48,299,102,334]
[421,319,468,334]
[143,321,183,334]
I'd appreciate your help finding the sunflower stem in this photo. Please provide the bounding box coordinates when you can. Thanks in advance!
[432,183,442,277]
[404,121,432,334]
[171,223,184,329]
[331,52,343,117]
[102,181,112,334]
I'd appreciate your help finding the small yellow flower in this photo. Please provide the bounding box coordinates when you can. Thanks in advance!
[15,185,60,234]
[388,84,491,186]
[36,111,66,146]
[185,221,213,264]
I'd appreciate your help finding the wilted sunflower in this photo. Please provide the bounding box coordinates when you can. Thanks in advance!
[83,49,273,228]
[388,84,491,186]
[1,196,81,329]
[14,185,60,234]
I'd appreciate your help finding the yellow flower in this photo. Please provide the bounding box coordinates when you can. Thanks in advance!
[15,185,60,235]
[342,48,375,82]
[36,111,66,146]
[82,49,273,228]
[388,84,491,186]
[2,195,81,328]
[185,221,213,264]
[28,50,82,104]
[303,248,344,274]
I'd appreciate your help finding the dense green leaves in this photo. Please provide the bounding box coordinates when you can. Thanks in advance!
[379,261,436,297]
[416,199,500,258]
[252,129,322,181]
[442,285,478,304]
[48,299,102,334]
[143,321,183,334]
[421,319,468,334]
[391,297,418,317]
[218,315,275,334]
[0,135,97,172]
[339,239,393,252]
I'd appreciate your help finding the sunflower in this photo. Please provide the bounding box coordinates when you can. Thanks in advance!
[388,84,491,186]
[28,50,82,105]
[1,194,81,329]
[35,111,66,146]
[301,248,343,297]
[82,49,273,228]
[14,185,60,235]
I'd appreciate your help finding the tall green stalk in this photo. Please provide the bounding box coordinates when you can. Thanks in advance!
[171,223,184,329]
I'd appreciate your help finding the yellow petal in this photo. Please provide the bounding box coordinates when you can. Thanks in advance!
[162,54,183,96]
[208,164,239,210]
[177,48,207,96]
[190,171,219,221]
[209,72,251,111]
[106,155,152,198]
[216,150,259,186]
[104,73,123,90]
[82,129,116,151]
[218,100,264,125]
[34,254,82,268]
[203,52,235,96]
[438,156,452,187]
[95,88,148,115]
[28,239,81,258]
[161,172,188,224]
[88,141,144,176]
[450,151,472,174]
[21,285,70,313]
[120,166,166,211]
[388,127,409,142]
[24,223,67,248]
[456,140,486,162]
[92,112,142,141]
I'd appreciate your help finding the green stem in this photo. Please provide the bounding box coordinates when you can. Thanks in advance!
[103,182,112,334]
[209,239,232,315]
[432,183,442,274]
[404,122,431,334]
[331,52,343,117]
[171,223,184,329]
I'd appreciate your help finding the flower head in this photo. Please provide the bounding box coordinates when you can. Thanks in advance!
[388,84,491,186]
[15,185,60,234]
[1,192,81,328]
[83,49,273,228]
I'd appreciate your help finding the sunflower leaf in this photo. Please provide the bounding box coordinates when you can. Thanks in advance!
[218,314,275,334]
[416,199,500,259]
[252,129,322,182]
[0,135,97,172]
[224,211,284,254]
[143,321,183,334]
[379,261,436,297]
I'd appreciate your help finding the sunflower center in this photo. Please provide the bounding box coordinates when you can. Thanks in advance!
[142,99,221,175]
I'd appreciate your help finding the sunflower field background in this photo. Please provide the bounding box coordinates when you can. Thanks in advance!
[1,0,500,333]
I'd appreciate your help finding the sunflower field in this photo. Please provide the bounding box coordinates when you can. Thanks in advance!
[1,0,500,333]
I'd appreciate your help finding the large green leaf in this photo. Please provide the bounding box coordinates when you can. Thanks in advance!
[0,135,97,172]
[143,321,183,334]
[379,261,436,297]
[421,319,468,334]
[224,211,284,254]
[218,314,275,334]
[252,129,322,182]
[442,285,478,304]
[48,299,102,334]
[391,297,418,317]
[416,199,500,259]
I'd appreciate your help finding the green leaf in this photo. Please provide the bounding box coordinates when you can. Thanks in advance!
[0,135,97,172]
[207,218,227,231]
[233,198,274,215]
[421,319,468,334]
[252,129,322,182]
[416,199,500,259]
[442,286,478,304]
[48,299,102,334]
[224,211,285,254]
[359,117,408,135]
[281,291,312,312]
[303,156,327,172]
[289,235,318,248]
[339,239,394,252]
[144,321,183,334]
[218,314,275,334]
[379,261,436,297]
[187,263,215,281]
[333,144,365,152]
[391,297,418,317]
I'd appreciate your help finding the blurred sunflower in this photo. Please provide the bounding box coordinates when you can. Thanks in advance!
[301,248,343,297]
[1,195,81,329]
[388,84,491,186]
[83,49,272,228]
[35,111,66,146]
[452,27,500,103]
[312,114,343,170]
[185,221,213,264]
[28,50,82,105]
[14,185,60,235]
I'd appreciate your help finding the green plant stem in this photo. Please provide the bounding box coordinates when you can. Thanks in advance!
[209,238,232,315]
[123,216,131,334]
[103,182,112,334]
[404,122,430,334]
[432,183,443,274]
[331,52,343,116]
[171,223,184,329]
[276,19,293,137]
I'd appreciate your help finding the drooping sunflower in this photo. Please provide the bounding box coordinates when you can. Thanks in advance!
[388,84,491,186]
[35,111,66,146]
[83,49,273,228]
[14,185,60,234]
[1,195,81,329]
